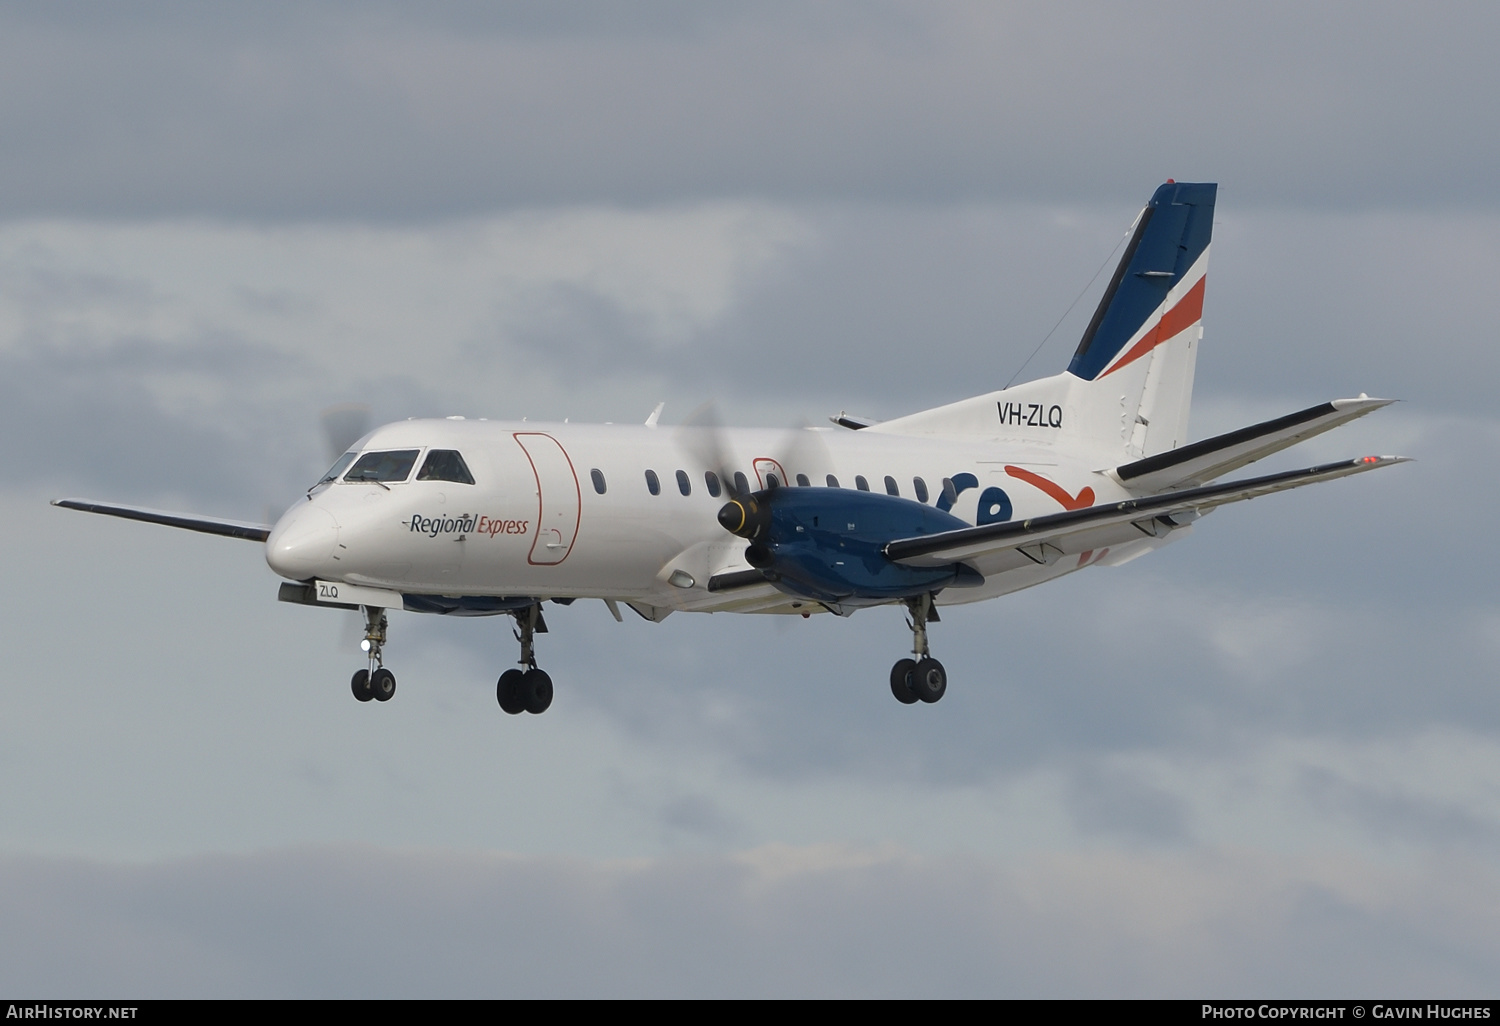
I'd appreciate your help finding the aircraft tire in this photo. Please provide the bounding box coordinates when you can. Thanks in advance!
[912,658,946,703]
[889,659,918,704]
[371,668,396,702]
[351,669,374,702]
[497,669,526,714]
[522,668,554,715]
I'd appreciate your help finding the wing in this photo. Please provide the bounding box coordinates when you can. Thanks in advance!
[886,456,1407,576]
[1113,396,1393,493]
[52,498,272,543]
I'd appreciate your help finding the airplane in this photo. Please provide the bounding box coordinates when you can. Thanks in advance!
[54,181,1406,715]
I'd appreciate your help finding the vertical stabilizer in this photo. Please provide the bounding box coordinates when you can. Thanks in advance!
[868,182,1216,460]
[1067,181,1216,457]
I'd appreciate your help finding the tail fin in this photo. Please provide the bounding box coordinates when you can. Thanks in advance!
[868,181,1216,459]
[1067,181,1216,456]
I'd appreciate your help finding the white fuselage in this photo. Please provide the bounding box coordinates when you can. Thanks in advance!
[265,417,1168,616]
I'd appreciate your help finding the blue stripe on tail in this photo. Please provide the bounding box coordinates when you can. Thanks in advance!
[1067,181,1217,382]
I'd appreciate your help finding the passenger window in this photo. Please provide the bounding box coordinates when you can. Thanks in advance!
[913,477,929,503]
[705,471,722,497]
[884,475,899,496]
[765,473,781,489]
[591,469,607,495]
[826,474,840,488]
[941,477,959,506]
[645,469,660,495]
[416,449,476,485]
[796,473,810,487]
[676,469,691,496]
[855,475,869,491]
[733,471,750,495]
[345,449,420,483]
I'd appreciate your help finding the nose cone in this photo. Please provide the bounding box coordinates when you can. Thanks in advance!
[266,504,340,580]
[717,496,768,539]
[717,499,748,534]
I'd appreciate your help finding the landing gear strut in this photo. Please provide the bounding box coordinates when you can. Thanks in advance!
[350,605,396,703]
[890,593,946,705]
[497,602,553,715]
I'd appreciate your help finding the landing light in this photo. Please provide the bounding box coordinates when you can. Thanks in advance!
[360,639,372,653]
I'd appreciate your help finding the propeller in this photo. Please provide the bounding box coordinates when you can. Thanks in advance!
[678,401,745,499]
[675,401,833,556]
[320,402,372,463]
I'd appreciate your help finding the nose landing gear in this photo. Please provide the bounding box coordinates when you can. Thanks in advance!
[496,603,553,715]
[890,593,946,705]
[350,606,396,703]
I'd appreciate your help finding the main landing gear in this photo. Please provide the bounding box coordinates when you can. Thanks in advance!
[496,602,553,715]
[350,606,396,704]
[890,593,947,706]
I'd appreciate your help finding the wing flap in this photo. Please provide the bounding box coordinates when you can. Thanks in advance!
[1114,397,1394,492]
[53,498,272,543]
[887,456,1407,571]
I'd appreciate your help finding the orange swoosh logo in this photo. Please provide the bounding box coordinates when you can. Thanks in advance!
[1004,466,1095,511]
[1101,275,1206,378]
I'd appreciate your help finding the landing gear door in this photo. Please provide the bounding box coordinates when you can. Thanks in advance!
[513,433,580,566]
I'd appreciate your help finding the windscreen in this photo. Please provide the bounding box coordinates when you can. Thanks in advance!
[344,449,419,483]
[316,451,358,486]
[416,449,475,484]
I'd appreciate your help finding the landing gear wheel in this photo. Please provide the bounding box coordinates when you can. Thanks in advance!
[351,669,373,702]
[911,657,947,703]
[521,668,554,715]
[370,667,396,702]
[497,669,526,715]
[889,658,918,704]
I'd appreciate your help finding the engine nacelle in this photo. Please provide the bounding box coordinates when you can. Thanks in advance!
[717,486,983,606]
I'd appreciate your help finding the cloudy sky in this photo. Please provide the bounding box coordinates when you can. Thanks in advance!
[1,1,1497,997]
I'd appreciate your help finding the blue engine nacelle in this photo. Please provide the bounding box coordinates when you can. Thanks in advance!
[717,486,983,606]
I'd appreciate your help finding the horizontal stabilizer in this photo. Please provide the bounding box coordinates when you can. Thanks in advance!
[1113,397,1395,492]
[886,455,1407,576]
[53,498,272,542]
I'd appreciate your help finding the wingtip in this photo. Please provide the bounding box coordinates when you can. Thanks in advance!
[1332,395,1399,410]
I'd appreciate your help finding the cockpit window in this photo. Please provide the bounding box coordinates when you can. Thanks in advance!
[344,449,420,483]
[317,451,358,486]
[416,449,476,485]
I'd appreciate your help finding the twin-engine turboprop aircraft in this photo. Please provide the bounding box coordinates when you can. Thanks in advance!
[55,181,1406,714]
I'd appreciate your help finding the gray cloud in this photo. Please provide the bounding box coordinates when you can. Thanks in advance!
[1,3,1497,219]
[2,844,1496,997]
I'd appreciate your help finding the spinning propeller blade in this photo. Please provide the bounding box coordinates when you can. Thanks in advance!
[320,403,372,463]
[675,401,834,543]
